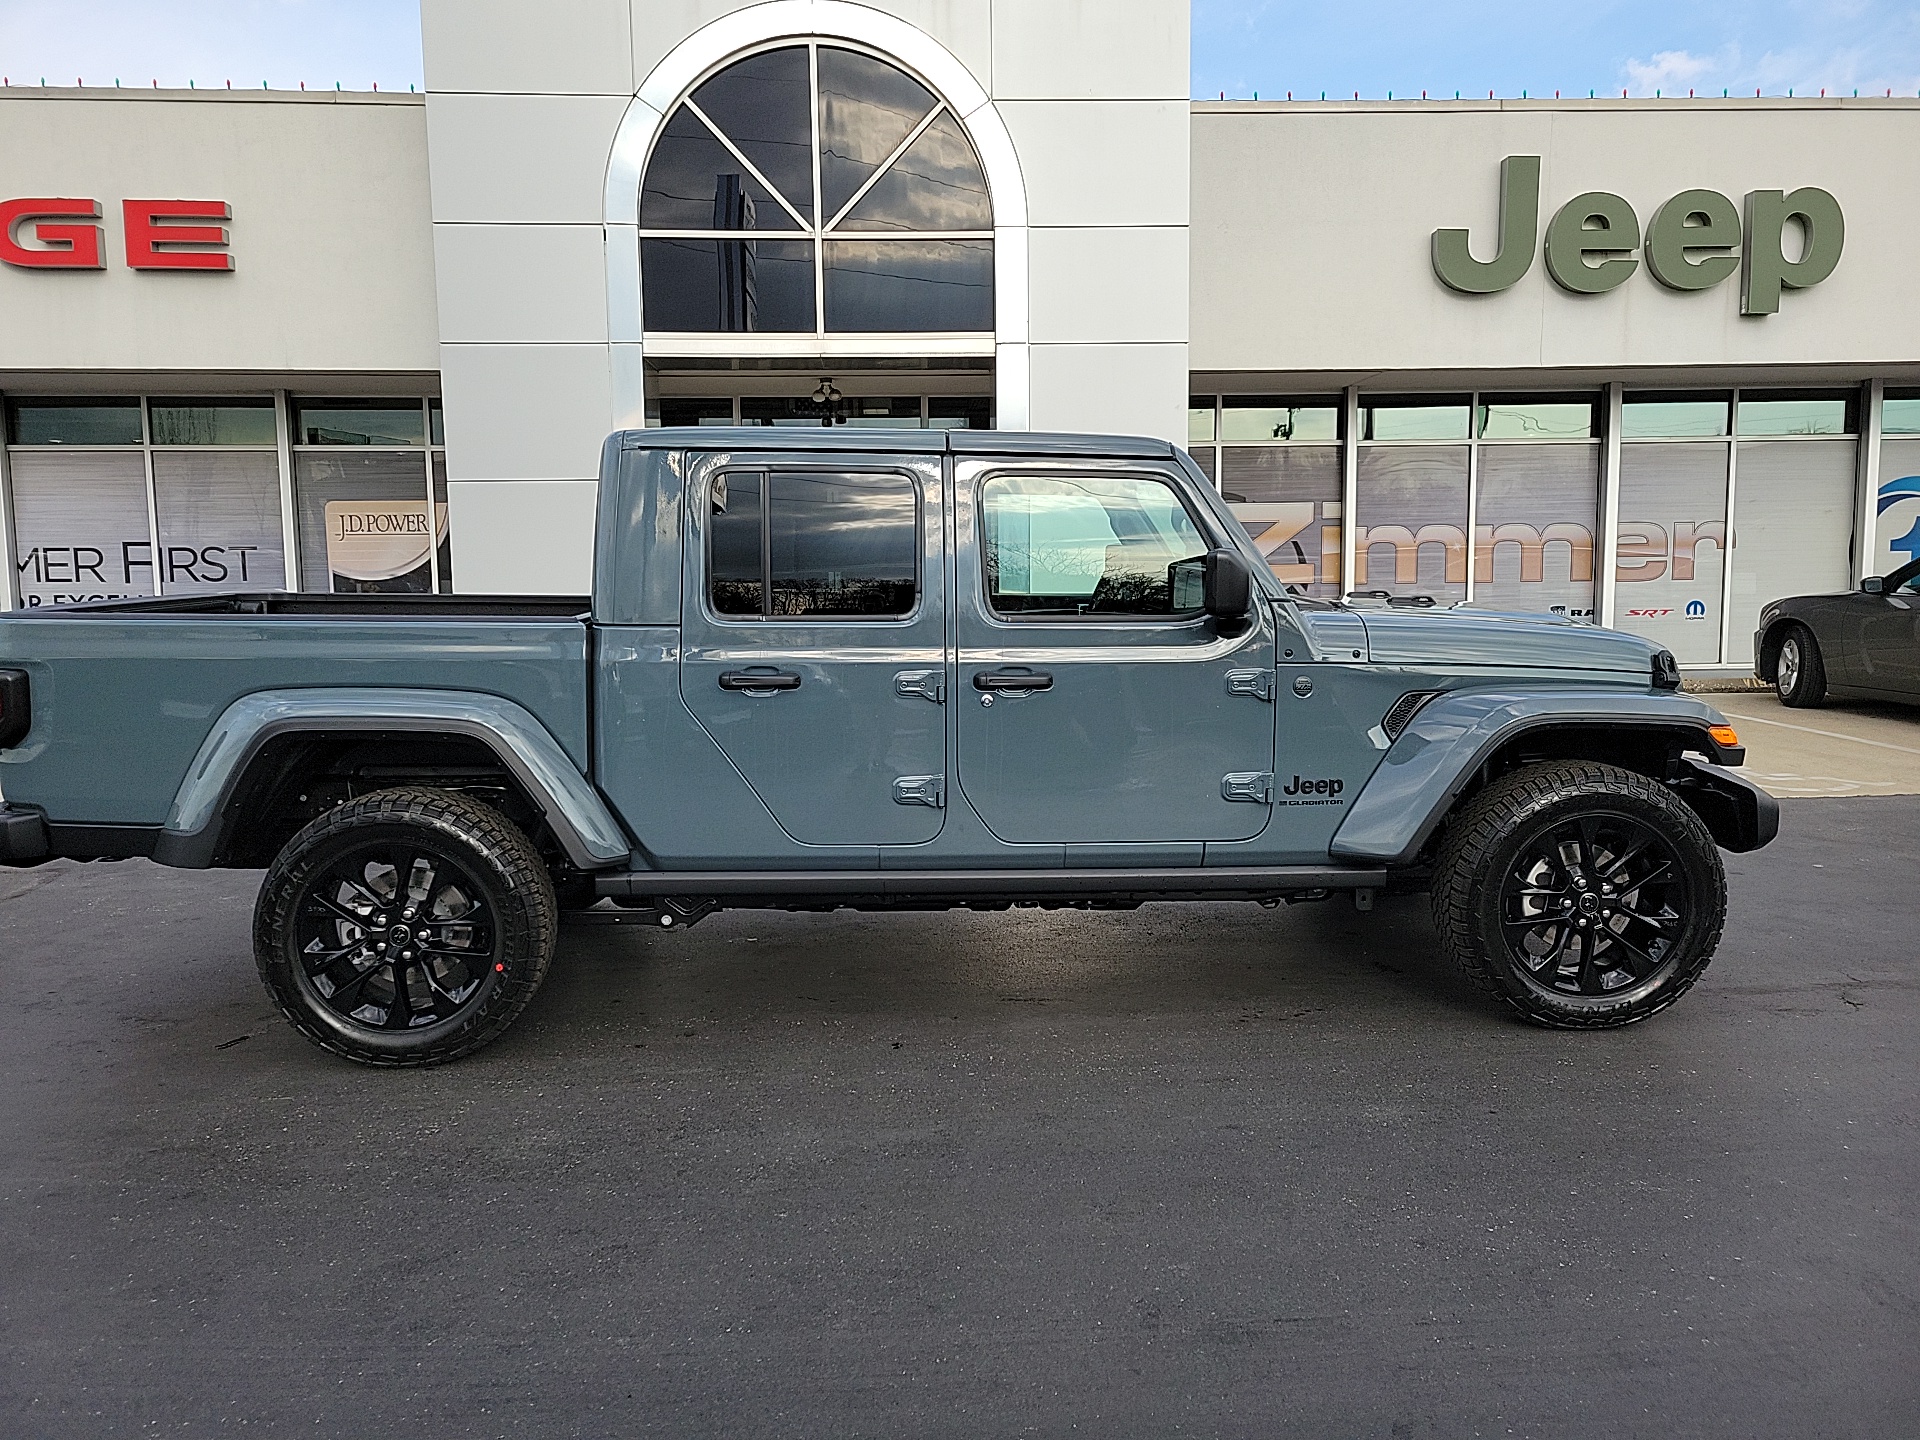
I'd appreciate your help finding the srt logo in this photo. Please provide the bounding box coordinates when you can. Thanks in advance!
[1626,608,1675,617]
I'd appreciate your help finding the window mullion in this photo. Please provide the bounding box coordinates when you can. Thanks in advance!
[825,102,944,232]
[809,44,826,339]
[683,98,811,230]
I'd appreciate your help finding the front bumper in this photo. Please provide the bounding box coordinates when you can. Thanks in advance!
[1673,759,1780,853]
[0,804,50,866]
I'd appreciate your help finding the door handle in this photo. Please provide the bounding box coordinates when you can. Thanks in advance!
[972,669,1053,692]
[719,669,802,692]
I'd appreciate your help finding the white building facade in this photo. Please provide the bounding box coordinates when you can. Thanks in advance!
[2,0,1917,674]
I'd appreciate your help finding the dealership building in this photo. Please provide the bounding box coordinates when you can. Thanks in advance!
[2,0,1919,672]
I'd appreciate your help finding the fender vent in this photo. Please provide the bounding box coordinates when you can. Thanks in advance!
[1381,690,1440,741]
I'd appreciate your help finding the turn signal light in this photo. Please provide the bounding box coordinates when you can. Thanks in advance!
[1708,725,1740,748]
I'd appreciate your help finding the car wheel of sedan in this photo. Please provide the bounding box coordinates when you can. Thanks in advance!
[253,787,557,1066]
[1775,623,1828,708]
[1431,761,1727,1030]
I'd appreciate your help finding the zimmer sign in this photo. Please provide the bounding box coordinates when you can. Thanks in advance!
[1431,156,1842,314]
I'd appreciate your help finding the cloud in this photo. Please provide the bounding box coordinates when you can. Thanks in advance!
[1623,48,1723,94]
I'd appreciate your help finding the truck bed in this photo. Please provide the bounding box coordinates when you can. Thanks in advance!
[0,595,593,829]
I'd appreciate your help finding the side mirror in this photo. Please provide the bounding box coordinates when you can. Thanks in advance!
[1203,548,1253,622]
[1862,576,1886,595]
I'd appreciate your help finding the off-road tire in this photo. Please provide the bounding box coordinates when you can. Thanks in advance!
[254,787,558,1066]
[1431,761,1726,1029]
[1775,622,1828,707]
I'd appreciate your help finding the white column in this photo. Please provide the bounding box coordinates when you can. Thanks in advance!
[1340,385,1360,598]
[1597,382,1624,628]
[1854,378,1884,586]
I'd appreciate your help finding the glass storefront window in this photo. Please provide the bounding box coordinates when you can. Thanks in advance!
[294,399,425,447]
[429,398,444,446]
[1874,436,1920,577]
[1736,392,1855,436]
[928,397,991,430]
[1354,445,1470,602]
[1477,396,1598,440]
[1727,439,1854,666]
[1615,441,1728,664]
[294,451,439,594]
[1474,445,1600,619]
[641,238,817,333]
[660,398,737,427]
[149,398,276,446]
[637,44,994,337]
[151,452,288,594]
[1223,397,1339,443]
[844,397,923,428]
[1881,393,1920,435]
[6,397,142,446]
[823,239,993,333]
[1362,397,1470,442]
[1188,398,1216,444]
[1622,393,1730,438]
[1221,446,1341,598]
[8,451,154,605]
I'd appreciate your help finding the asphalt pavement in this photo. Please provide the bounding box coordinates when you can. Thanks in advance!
[1,797,1915,1438]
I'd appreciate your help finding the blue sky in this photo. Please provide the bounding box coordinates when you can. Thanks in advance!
[1,1,1917,99]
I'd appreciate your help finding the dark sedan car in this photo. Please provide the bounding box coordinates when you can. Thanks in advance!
[1755,557,1920,706]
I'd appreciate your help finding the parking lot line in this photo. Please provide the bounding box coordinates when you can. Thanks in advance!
[1722,710,1920,756]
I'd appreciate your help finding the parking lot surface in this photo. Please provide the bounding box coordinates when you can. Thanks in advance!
[1705,689,1920,798]
[2,797,1915,1438]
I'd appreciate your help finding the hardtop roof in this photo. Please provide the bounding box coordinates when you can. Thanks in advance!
[621,427,1177,459]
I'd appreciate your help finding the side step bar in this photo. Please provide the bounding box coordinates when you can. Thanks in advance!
[596,864,1387,904]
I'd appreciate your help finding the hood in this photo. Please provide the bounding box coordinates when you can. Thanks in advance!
[1351,606,1662,676]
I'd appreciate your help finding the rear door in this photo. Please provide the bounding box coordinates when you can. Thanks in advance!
[679,452,948,846]
[952,457,1278,845]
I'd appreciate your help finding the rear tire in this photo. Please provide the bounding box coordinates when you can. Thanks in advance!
[253,787,557,1067]
[1775,623,1828,707]
[1431,761,1726,1029]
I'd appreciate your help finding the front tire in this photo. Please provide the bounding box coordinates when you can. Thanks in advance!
[1431,761,1727,1029]
[253,787,558,1066]
[1775,623,1828,707]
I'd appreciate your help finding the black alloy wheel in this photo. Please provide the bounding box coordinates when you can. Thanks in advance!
[1498,811,1688,1003]
[1432,760,1727,1028]
[294,844,499,1032]
[255,788,557,1066]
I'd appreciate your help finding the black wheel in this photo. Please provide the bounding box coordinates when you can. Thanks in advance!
[1431,761,1726,1029]
[1775,623,1827,707]
[253,787,557,1066]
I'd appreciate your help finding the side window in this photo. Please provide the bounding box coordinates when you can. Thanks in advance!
[981,473,1209,618]
[708,469,918,618]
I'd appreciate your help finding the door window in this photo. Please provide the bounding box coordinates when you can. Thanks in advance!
[980,473,1209,618]
[707,470,918,618]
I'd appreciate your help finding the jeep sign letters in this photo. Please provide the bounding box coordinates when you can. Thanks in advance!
[1432,156,1842,314]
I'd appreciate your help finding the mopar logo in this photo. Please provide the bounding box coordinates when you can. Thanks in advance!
[1282,775,1344,797]
[1686,599,1708,619]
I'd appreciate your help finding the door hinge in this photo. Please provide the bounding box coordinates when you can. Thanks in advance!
[1225,668,1276,702]
[893,774,946,808]
[1221,771,1275,804]
[894,669,946,703]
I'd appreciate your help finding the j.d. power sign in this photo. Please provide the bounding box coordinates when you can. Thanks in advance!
[1431,156,1841,314]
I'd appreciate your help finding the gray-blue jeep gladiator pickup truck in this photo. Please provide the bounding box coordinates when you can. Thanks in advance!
[0,428,1776,1065]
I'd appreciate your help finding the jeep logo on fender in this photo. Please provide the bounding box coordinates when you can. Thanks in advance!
[1281,775,1346,806]
[1431,155,1841,314]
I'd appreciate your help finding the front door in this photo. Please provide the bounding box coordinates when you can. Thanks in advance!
[1859,558,1920,692]
[679,453,948,847]
[953,460,1278,845]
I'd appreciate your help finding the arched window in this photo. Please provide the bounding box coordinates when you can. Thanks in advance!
[639,43,994,336]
